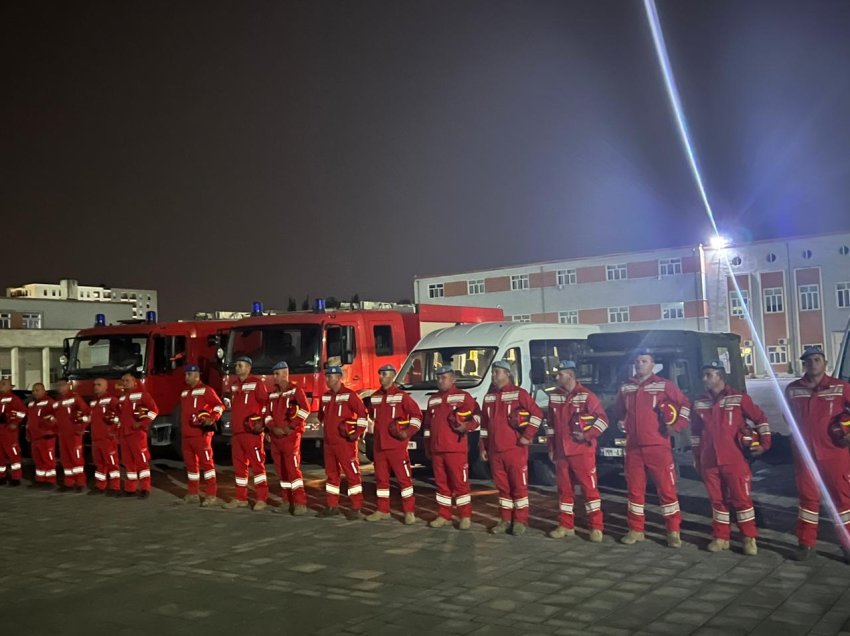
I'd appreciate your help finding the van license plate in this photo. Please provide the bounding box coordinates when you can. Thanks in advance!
[407,441,417,450]
[601,448,624,457]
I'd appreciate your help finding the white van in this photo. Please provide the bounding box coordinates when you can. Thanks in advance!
[396,321,599,478]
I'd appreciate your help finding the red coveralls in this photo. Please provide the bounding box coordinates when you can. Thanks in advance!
[117,390,159,493]
[229,376,269,502]
[89,395,121,491]
[548,383,608,531]
[27,398,57,484]
[480,384,543,524]
[266,382,310,506]
[614,374,691,533]
[785,375,850,549]
[180,383,224,497]
[368,385,423,514]
[691,387,771,540]
[319,384,368,509]
[0,392,26,482]
[424,387,480,520]
[53,392,91,487]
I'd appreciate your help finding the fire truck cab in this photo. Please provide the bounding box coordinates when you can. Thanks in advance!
[62,312,235,455]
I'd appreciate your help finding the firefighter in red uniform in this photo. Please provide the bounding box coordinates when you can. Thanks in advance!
[785,346,850,562]
[365,364,423,525]
[480,359,543,536]
[88,377,122,495]
[614,349,691,548]
[26,383,57,488]
[53,379,91,492]
[547,360,608,541]
[424,365,480,530]
[0,378,26,486]
[266,361,310,516]
[317,365,368,520]
[223,356,269,511]
[0,378,27,486]
[691,361,771,556]
[179,364,224,507]
[117,371,159,498]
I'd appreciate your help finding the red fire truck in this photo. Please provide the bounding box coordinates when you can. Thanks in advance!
[62,312,235,456]
[219,301,503,455]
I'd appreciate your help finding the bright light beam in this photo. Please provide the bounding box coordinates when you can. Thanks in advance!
[643,0,849,551]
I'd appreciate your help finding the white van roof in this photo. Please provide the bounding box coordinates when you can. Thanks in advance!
[413,321,598,350]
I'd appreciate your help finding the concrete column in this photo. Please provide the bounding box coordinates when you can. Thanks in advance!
[42,347,51,385]
[10,346,20,388]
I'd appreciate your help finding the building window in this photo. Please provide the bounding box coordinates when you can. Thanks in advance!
[558,311,578,325]
[467,279,485,295]
[512,314,531,323]
[802,249,813,260]
[840,245,850,256]
[836,282,850,309]
[763,287,784,313]
[659,258,682,276]
[729,290,750,317]
[556,269,576,286]
[22,313,42,329]
[510,274,529,291]
[606,264,627,281]
[730,256,743,267]
[799,284,820,311]
[428,283,444,299]
[768,346,788,365]
[0,313,10,329]
[661,302,684,320]
[373,325,394,356]
[742,350,753,368]
[766,253,777,263]
[608,306,629,323]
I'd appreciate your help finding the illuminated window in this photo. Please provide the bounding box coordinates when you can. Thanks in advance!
[729,290,749,317]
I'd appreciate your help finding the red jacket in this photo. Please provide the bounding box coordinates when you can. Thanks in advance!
[229,376,269,436]
[180,382,225,439]
[614,374,691,448]
[786,375,850,463]
[117,389,159,438]
[368,385,423,454]
[52,392,91,437]
[0,392,27,434]
[26,398,56,439]
[548,383,608,458]
[691,386,770,469]
[319,384,368,447]
[480,383,543,454]
[266,382,310,437]
[423,387,480,454]
[89,395,120,443]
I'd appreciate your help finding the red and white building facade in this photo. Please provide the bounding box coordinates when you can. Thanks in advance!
[413,232,850,377]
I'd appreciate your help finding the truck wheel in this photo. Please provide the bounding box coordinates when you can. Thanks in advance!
[531,457,556,487]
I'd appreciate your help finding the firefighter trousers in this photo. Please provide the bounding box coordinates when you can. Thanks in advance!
[625,444,681,533]
[231,433,268,502]
[271,434,306,505]
[0,429,22,481]
[92,439,121,491]
[794,451,850,549]
[58,432,86,487]
[374,449,414,513]
[555,453,603,531]
[323,442,363,509]
[432,451,471,520]
[491,447,530,524]
[701,463,756,540]
[183,435,217,497]
[121,433,151,493]
[32,437,57,483]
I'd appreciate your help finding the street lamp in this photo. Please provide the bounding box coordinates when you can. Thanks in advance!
[709,235,731,250]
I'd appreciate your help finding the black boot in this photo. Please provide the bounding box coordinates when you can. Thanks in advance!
[9,479,21,487]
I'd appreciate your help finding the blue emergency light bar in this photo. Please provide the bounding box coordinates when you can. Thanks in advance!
[314,298,326,313]
[95,313,106,327]
[145,311,157,324]
[251,302,264,316]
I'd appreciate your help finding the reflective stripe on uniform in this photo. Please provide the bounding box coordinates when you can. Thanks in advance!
[348,484,363,496]
[737,507,756,523]
[455,494,471,506]
[325,483,340,495]
[628,501,645,516]
[401,486,414,498]
[712,508,731,524]
[376,488,391,498]
[661,501,680,517]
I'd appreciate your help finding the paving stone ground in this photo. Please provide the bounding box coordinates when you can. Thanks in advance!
[3,458,850,635]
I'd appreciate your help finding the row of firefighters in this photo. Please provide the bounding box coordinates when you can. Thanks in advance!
[1,346,849,561]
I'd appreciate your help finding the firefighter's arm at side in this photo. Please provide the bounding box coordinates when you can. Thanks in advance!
[582,392,609,442]
[519,390,543,442]
[206,387,226,423]
[742,393,771,452]
[350,392,369,440]
[667,382,691,433]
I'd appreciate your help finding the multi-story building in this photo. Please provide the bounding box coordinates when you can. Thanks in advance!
[0,297,134,389]
[7,279,157,320]
[413,231,850,377]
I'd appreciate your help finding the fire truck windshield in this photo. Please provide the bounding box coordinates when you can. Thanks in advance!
[397,347,497,390]
[67,335,149,379]
[226,324,321,374]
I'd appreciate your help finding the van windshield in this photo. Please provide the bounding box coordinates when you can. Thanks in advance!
[397,347,497,390]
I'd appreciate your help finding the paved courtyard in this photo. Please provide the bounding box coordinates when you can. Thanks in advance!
[3,456,850,636]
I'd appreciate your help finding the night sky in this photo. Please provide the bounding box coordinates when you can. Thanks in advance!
[3,1,850,319]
